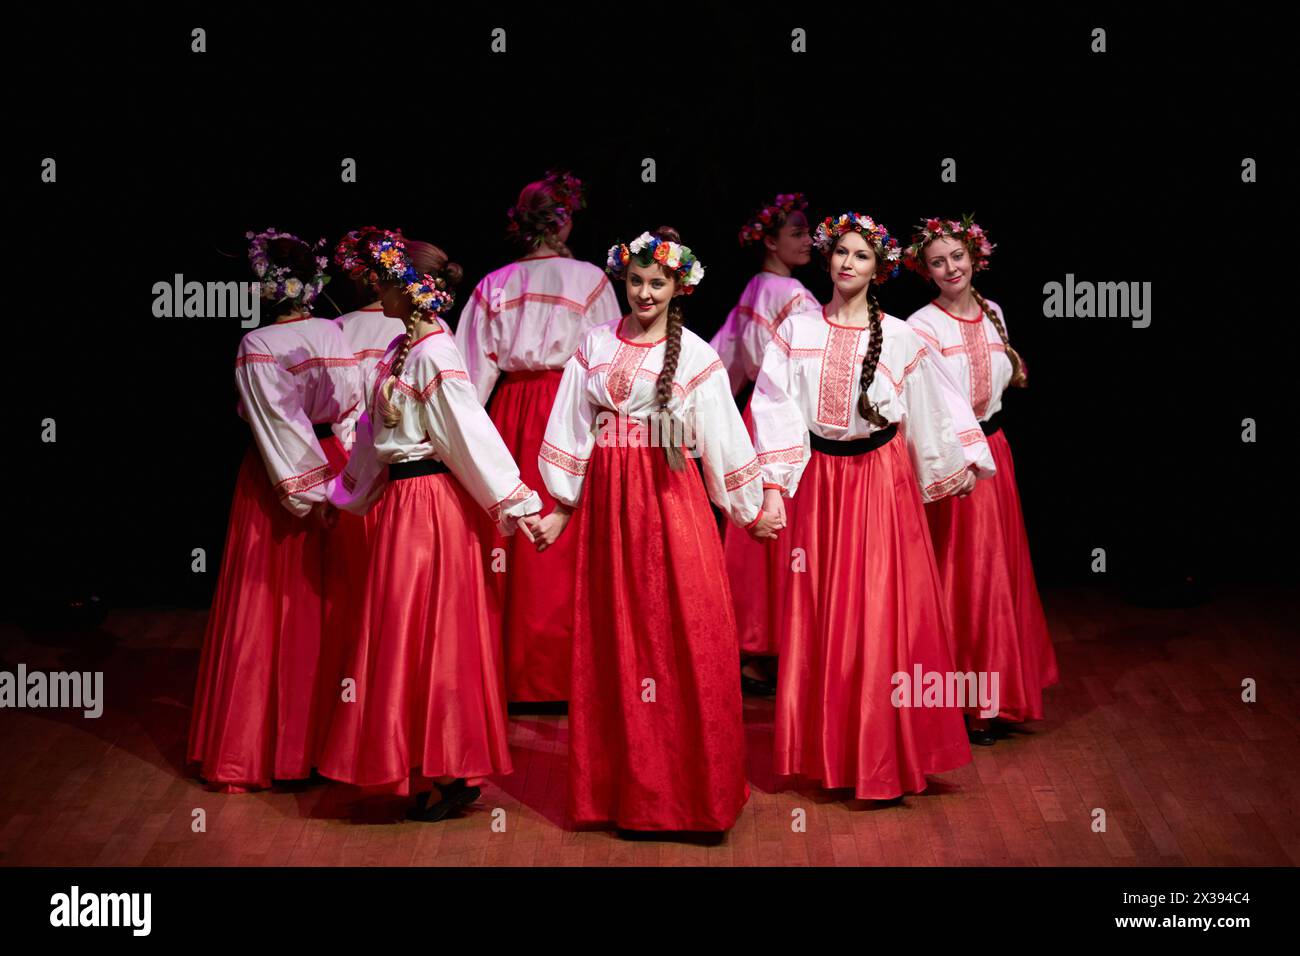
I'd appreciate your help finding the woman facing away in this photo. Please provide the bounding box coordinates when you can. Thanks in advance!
[454,170,621,703]
[319,230,543,822]
[188,228,360,792]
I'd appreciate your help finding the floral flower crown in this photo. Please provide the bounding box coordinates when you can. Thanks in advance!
[363,229,456,316]
[605,232,705,293]
[812,212,902,284]
[738,192,809,246]
[507,169,587,240]
[247,228,330,307]
[903,214,995,275]
[334,225,404,287]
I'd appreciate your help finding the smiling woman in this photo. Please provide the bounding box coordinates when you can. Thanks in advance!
[750,210,996,802]
[530,225,778,834]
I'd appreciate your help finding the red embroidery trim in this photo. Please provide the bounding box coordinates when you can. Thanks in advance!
[723,456,761,492]
[487,481,535,523]
[540,440,589,476]
[234,353,278,368]
[605,340,652,405]
[925,465,969,499]
[816,323,863,427]
[757,445,805,465]
[959,317,992,417]
[274,463,335,499]
[391,368,472,402]
[957,428,987,447]
[685,359,724,394]
[287,356,359,374]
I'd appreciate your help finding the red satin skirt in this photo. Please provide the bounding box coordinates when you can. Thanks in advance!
[318,471,512,792]
[188,438,348,791]
[773,432,972,800]
[924,428,1058,722]
[569,440,748,831]
[722,400,793,656]
[483,368,574,702]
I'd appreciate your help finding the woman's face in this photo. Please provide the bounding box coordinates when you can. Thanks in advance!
[380,281,413,320]
[626,261,677,324]
[829,229,877,297]
[923,235,972,296]
[767,211,812,268]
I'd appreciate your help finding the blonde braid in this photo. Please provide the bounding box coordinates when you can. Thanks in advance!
[378,319,418,429]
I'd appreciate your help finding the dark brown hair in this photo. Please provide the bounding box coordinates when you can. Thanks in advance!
[819,235,889,427]
[649,226,687,471]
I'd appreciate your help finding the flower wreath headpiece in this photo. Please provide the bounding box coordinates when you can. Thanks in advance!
[812,212,902,284]
[738,192,809,246]
[507,169,587,238]
[902,213,995,275]
[247,228,330,306]
[364,229,456,316]
[605,232,705,293]
[335,225,405,287]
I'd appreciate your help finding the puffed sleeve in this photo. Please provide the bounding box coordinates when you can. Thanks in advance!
[686,362,764,528]
[454,282,502,406]
[589,274,622,327]
[749,325,811,498]
[421,368,542,535]
[538,345,599,508]
[235,344,338,517]
[897,343,996,503]
[330,406,388,515]
[325,349,363,449]
[739,291,810,388]
[709,306,748,397]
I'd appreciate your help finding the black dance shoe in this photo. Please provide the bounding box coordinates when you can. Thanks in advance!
[406,779,481,822]
[968,725,997,746]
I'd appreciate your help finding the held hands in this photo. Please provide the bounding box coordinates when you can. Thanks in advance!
[309,500,339,531]
[953,466,979,498]
[517,514,542,543]
[747,488,788,541]
[532,505,574,553]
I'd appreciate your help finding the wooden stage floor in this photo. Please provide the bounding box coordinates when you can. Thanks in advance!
[1,585,1296,867]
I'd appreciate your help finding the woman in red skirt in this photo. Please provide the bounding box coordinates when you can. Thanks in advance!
[750,212,997,801]
[320,231,543,822]
[711,192,820,694]
[532,226,782,833]
[455,171,621,702]
[903,215,1058,744]
[188,228,361,792]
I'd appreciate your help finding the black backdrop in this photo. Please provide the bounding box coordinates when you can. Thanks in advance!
[8,4,1292,615]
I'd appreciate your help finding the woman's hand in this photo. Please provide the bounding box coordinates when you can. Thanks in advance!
[309,500,339,531]
[517,514,541,543]
[953,466,979,498]
[762,487,787,528]
[533,505,574,553]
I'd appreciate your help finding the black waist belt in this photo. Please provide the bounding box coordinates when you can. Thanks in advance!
[313,422,334,440]
[809,423,897,457]
[980,414,1002,436]
[388,459,451,480]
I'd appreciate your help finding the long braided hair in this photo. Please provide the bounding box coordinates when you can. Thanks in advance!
[970,286,1027,387]
[856,290,889,427]
[651,226,688,471]
[375,240,464,429]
